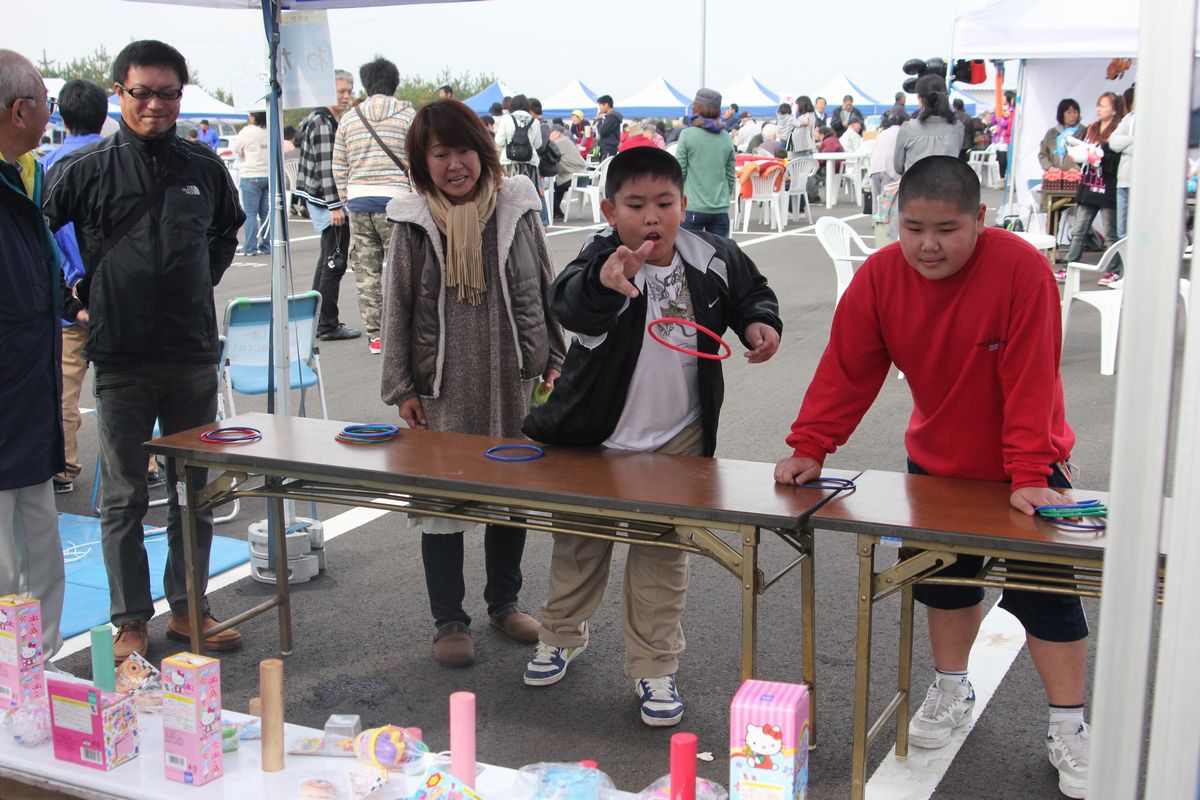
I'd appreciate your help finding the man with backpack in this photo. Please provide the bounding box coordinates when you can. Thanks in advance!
[495,94,542,185]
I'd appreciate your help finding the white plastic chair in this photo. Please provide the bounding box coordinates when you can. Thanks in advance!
[666,141,679,156]
[835,154,865,206]
[968,146,1002,188]
[754,147,776,157]
[564,156,612,224]
[740,170,786,233]
[222,292,329,418]
[1062,239,1191,375]
[785,158,818,222]
[283,159,300,211]
[814,216,876,305]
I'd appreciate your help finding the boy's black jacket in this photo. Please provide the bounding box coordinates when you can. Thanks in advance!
[523,228,782,457]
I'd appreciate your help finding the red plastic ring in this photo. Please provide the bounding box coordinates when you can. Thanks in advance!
[646,317,732,361]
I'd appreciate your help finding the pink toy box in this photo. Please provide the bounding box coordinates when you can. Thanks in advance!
[162,652,223,786]
[48,678,139,770]
[0,594,45,710]
[729,680,810,800]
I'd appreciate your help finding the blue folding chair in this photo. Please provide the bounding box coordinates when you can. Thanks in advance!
[220,292,328,420]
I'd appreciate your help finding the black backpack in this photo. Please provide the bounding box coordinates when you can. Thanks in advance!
[506,116,535,163]
[537,139,562,177]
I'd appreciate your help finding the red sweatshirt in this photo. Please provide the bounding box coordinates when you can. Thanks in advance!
[787,227,1074,490]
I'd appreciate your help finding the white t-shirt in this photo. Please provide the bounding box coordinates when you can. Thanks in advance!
[603,252,702,452]
[233,124,269,178]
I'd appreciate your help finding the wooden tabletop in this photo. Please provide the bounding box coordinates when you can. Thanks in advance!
[811,469,1110,559]
[148,412,857,530]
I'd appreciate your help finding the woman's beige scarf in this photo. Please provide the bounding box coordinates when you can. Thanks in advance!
[426,177,499,305]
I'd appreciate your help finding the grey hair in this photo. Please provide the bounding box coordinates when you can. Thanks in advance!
[0,50,43,109]
[334,69,354,87]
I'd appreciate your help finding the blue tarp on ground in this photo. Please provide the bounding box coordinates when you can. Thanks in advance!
[59,513,250,639]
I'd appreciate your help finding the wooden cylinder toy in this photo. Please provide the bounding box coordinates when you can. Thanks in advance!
[670,732,698,800]
[449,691,476,788]
[248,696,262,717]
[260,659,285,772]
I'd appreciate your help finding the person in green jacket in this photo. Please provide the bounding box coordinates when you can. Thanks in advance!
[674,88,736,238]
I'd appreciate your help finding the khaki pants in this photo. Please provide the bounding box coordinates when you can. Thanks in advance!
[539,420,703,678]
[56,326,157,484]
[57,324,89,483]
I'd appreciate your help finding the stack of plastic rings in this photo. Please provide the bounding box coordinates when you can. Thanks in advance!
[199,426,262,444]
[336,424,400,445]
[1034,499,1108,531]
[485,444,545,462]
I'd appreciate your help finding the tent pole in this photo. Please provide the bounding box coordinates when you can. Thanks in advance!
[1088,0,1196,796]
[262,0,290,421]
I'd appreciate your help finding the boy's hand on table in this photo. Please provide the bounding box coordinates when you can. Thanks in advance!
[774,456,823,486]
[1010,486,1074,515]
[599,240,654,298]
[398,397,428,429]
[744,322,780,363]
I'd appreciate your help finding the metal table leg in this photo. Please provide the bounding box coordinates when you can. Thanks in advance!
[850,536,876,800]
[269,493,293,656]
[739,523,760,681]
[179,460,206,655]
[801,525,817,748]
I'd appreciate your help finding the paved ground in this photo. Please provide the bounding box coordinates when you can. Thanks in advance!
[54,188,1138,798]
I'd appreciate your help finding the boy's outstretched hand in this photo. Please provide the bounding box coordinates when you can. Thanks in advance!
[599,240,655,298]
[1010,486,1074,515]
[774,456,823,486]
[744,322,780,363]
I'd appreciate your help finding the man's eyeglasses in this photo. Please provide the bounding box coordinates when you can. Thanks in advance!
[117,84,184,102]
[21,96,56,114]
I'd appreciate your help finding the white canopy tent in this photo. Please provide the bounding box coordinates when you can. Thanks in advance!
[105,84,247,121]
[539,79,597,119]
[811,74,881,114]
[953,2,1200,799]
[616,76,692,119]
[719,75,780,117]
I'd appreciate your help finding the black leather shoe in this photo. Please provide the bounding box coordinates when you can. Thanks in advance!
[318,325,362,341]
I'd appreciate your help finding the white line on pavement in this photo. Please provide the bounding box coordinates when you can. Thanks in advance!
[863,599,1027,800]
[546,223,605,237]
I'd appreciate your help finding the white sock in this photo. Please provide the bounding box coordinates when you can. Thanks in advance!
[1048,705,1085,735]
[935,668,970,687]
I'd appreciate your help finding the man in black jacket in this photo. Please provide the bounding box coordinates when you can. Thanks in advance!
[43,40,245,663]
[596,94,623,160]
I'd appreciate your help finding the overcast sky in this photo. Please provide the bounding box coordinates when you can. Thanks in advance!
[20,0,964,106]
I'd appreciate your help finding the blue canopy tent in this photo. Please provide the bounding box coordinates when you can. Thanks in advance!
[617,76,692,119]
[462,80,513,114]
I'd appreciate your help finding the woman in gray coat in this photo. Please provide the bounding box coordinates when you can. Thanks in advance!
[894,75,965,175]
[380,99,567,667]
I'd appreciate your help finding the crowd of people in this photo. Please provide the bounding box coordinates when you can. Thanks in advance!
[1,41,1096,798]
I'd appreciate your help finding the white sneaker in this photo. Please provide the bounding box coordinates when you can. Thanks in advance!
[908,677,975,748]
[1047,720,1089,799]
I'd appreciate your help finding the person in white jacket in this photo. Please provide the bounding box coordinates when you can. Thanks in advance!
[1105,86,1134,288]
[494,94,542,185]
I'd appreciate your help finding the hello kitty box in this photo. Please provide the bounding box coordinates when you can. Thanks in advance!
[161,652,223,786]
[729,680,809,800]
[48,678,139,770]
[0,594,45,710]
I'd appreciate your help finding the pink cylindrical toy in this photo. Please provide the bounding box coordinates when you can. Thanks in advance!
[449,691,476,788]
[670,732,697,800]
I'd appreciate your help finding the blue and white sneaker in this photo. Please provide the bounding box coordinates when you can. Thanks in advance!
[523,639,587,686]
[635,675,684,727]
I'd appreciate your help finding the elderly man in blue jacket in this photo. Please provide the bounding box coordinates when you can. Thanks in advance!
[0,49,68,667]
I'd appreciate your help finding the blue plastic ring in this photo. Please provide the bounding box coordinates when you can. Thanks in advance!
[485,444,545,462]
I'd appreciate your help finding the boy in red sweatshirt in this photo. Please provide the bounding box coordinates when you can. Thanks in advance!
[775,156,1089,799]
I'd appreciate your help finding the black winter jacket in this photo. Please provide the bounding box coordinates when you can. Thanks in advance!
[523,228,781,457]
[0,158,64,490]
[43,122,244,365]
